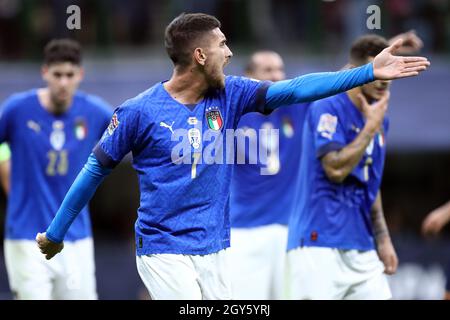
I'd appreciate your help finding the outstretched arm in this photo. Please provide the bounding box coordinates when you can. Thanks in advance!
[36,153,112,260]
[265,39,429,110]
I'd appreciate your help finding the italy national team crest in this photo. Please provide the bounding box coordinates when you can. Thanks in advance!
[205,107,223,131]
[282,116,294,138]
[74,118,87,140]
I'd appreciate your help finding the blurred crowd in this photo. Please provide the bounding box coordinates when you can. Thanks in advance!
[0,0,449,60]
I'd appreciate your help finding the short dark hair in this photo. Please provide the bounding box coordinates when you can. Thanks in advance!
[164,13,221,66]
[350,35,389,66]
[43,39,82,66]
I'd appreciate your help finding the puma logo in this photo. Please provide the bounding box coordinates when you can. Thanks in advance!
[27,120,41,133]
[160,121,175,134]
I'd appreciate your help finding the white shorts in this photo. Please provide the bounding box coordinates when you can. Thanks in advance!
[136,249,232,300]
[4,238,97,300]
[286,246,391,300]
[228,224,288,299]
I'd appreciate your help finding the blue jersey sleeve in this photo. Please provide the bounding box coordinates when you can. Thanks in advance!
[265,63,374,110]
[0,94,18,143]
[93,103,140,168]
[226,76,272,115]
[309,99,346,158]
[46,153,112,243]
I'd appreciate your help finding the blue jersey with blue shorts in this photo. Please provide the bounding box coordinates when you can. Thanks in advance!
[230,103,309,227]
[0,89,112,241]
[287,92,389,251]
[93,76,270,255]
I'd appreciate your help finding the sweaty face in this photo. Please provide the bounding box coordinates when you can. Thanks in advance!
[203,28,233,89]
[42,62,83,107]
[360,57,391,101]
[248,52,286,82]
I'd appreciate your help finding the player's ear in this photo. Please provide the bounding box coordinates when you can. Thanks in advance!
[41,65,49,81]
[194,48,207,66]
[78,66,85,81]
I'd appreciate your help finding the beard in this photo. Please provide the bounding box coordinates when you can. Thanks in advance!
[204,63,226,89]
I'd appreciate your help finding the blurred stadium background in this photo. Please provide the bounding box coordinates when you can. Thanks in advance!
[0,0,449,299]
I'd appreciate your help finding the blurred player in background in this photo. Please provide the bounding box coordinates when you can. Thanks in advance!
[0,39,112,299]
[287,35,399,300]
[228,31,423,300]
[228,51,309,299]
[36,13,430,299]
[422,200,450,300]
[0,143,11,193]
[422,201,450,237]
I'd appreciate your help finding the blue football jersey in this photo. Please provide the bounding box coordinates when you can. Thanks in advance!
[230,103,309,227]
[93,76,270,255]
[0,89,112,241]
[287,92,389,251]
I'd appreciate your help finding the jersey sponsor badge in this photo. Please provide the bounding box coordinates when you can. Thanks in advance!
[206,107,223,131]
[107,113,119,135]
[317,113,338,140]
[188,128,201,149]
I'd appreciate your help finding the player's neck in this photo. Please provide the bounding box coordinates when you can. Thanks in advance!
[37,88,72,115]
[346,87,364,113]
[164,67,209,105]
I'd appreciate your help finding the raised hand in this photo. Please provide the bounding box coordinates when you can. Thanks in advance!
[357,91,390,134]
[36,232,64,260]
[373,39,430,80]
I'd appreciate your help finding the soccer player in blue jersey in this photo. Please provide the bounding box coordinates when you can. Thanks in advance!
[36,13,430,300]
[0,39,112,299]
[287,35,401,300]
[228,51,309,299]
[229,31,424,300]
